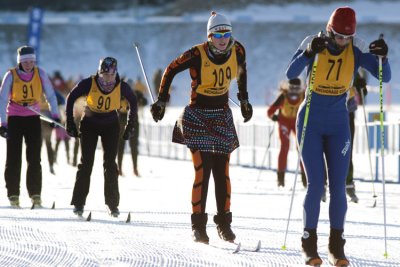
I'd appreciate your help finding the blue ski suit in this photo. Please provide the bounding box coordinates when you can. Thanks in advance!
[286,35,391,230]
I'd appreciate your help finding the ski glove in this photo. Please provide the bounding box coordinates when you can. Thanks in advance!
[271,114,279,122]
[240,100,253,123]
[122,122,134,140]
[354,77,368,97]
[304,36,327,58]
[369,39,388,57]
[0,126,8,139]
[66,118,79,138]
[150,99,166,122]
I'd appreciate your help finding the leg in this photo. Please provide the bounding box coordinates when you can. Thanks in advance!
[4,117,24,198]
[101,120,120,211]
[129,119,140,176]
[24,117,43,198]
[277,122,290,187]
[212,153,235,242]
[71,120,98,206]
[117,113,127,175]
[190,150,212,243]
[64,139,70,163]
[73,138,79,166]
[346,112,358,202]
[54,139,61,163]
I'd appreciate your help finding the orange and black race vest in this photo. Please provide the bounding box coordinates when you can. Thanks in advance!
[281,95,304,119]
[86,76,121,113]
[312,42,354,96]
[195,44,237,96]
[10,67,42,106]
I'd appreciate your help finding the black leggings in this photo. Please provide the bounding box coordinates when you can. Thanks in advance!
[5,116,42,197]
[71,118,120,207]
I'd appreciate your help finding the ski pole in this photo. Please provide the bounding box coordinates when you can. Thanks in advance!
[23,104,66,129]
[228,97,240,107]
[133,42,156,104]
[256,125,274,182]
[377,33,388,258]
[282,37,321,250]
[359,80,377,201]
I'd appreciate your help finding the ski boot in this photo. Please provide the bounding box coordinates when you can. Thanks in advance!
[301,229,322,266]
[107,205,120,217]
[321,185,327,203]
[328,228,349,266]
[73,205,84,216]
[214,212,236,242]
[191,213,209,244]
[31,195,42,208]
[9,195,20,208]
[277,171,285,187]
[301,172,307,188]
[346,182,359,203]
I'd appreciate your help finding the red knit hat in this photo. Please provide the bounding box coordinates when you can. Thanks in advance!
[326,7,356,35]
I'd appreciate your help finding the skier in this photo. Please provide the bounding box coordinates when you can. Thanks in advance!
[0,45,60,208]
[117,78,147,177]
[286,6,391,266]
[150,11,252,244]
[267,78,307,188]
[65,57,138,217]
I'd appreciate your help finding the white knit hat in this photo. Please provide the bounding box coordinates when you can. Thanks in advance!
[207,11,232,37]
[17,45,36,63]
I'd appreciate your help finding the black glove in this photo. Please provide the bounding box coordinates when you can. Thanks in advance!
[240,100,253,123]
[369,39,388,57]
[271,114,279,122]
[150,99,166,122]
[50,117,61,128]
[122,123,134,140]
[354,77,368,97]
[66,118,79,138]
[304,36,327,58]
[0,126,8,138]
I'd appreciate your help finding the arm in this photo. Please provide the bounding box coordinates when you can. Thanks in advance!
[0,71,13,126]
[354,38,391,82]
[65,78,91,121]
[121,82,138,125]
[286,36,315,79]
[39,68,60,118]
[235,41,248,100]
[267,94,284,118]
[157,47,198,102]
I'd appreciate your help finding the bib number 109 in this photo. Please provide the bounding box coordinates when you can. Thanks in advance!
[212,67,232,87]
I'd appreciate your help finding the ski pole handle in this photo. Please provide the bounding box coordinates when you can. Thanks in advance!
[133,42,156,104]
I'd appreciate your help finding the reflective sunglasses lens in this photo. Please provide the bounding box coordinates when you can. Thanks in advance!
[213,33,223,39]
[213,32,232,39]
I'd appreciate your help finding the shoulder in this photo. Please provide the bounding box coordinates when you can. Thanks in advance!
[234,40,246,57]
[352,36,368,53]
[36,67,49,77]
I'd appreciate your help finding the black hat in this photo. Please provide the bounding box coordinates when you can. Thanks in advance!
[98,57,118,74]
[17,46,36,63]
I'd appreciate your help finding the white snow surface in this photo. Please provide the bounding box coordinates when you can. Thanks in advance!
[0,136,400,266]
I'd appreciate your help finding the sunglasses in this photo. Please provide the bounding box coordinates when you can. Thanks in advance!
[212,32,232,39]
[331,28,354,40]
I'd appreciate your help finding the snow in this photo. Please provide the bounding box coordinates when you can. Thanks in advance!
[0,131,400,266]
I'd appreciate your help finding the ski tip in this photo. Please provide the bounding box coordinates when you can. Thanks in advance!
[372,199,377,208]
[281,245,287,251]
[133,42,140,48]
[126,212,131,223]
[254,240,261,252]
[31,203,35,210]
[232,242,241,254]
[86,212,92,222]
[51,201,55,209]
